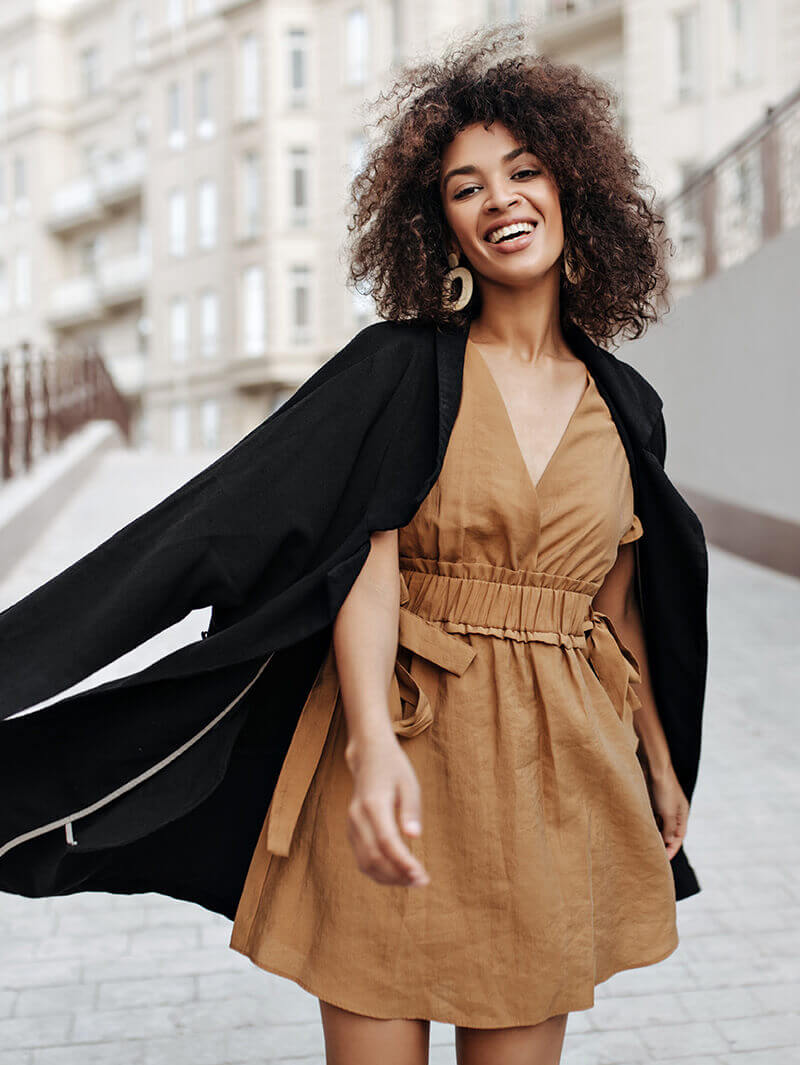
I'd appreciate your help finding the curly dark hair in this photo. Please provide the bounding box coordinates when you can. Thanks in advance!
[343,19,672,348]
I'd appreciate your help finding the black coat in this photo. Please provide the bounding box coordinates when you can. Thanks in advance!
[0,318,708,918]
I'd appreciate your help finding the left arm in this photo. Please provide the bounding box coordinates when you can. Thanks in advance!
[593,541,690,860]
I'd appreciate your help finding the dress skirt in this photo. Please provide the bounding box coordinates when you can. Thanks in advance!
[228,338,679,1028]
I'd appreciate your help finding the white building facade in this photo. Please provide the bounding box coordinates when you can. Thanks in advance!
[1,0,798,450]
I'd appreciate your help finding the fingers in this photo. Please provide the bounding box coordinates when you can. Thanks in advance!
[347,783,430,888]
[396,777,423,841]
[662,800,689,859]
[366,798,430,885]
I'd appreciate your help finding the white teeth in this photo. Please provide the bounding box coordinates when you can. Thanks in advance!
[487,221,535,244]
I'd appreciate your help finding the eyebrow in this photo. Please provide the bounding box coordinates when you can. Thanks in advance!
[441,146,533,191]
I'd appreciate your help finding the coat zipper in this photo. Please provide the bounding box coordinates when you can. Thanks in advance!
[0,652,275,859]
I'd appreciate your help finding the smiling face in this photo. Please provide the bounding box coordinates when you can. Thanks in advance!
[439,120,566,294]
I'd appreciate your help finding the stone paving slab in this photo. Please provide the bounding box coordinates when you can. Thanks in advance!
[1,447,798,1063]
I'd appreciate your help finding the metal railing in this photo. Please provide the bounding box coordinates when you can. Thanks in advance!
[0,341,132,483]
[661,83,800,284]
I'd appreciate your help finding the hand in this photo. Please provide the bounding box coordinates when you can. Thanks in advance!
[645,761,690,860]
[344,730,431,888]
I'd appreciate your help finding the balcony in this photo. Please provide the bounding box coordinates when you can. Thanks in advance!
[47,276,104,328]
[228,351,318,392]
[96,251,149,307]
[47,177,104,233]
[47,251,149,328]
[96,149,146,208]
[47,149,145,234]
[537,0,623,53]
[661,84,800,288]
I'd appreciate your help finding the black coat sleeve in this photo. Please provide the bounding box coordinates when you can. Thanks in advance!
[0,322,423,719]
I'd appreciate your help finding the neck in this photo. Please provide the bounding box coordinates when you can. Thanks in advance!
[466,271,571,364]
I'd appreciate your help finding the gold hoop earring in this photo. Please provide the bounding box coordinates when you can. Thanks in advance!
[442,252,473,311]
[563,246,582,285]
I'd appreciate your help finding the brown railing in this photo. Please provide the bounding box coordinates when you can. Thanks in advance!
[0,341,132,482]
[660,82,800,285]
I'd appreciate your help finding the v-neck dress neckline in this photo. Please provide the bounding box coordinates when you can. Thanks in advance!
[466,338,591,495]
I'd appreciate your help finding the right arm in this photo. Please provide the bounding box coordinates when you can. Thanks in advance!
[333,528,431,888]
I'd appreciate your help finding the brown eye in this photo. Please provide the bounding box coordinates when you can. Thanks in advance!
[453,168,541,200]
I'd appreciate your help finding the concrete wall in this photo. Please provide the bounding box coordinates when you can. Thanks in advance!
[619,224,800,526]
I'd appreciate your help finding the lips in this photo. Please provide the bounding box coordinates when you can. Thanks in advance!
[485,226,537,254]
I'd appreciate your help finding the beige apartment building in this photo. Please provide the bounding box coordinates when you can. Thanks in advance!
[1,0,798,451]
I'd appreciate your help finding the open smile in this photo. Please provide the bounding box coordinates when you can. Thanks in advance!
[484,227,537,254]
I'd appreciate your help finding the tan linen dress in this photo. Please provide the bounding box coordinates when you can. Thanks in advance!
[228,338,679,1028]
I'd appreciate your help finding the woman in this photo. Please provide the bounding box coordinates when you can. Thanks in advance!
[228,23,702,1065]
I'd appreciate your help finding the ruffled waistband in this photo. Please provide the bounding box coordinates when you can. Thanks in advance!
[399,559,596,647]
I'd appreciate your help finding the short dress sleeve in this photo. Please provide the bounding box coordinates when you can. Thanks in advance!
[618,512,644,545]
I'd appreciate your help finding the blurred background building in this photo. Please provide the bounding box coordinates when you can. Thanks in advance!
[1,0,799,576]
[0,0,796,452]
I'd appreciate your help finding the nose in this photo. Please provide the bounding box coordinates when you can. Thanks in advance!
[484,184,521,213]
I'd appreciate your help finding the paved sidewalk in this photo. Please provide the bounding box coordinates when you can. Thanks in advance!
[1,445,798,1064]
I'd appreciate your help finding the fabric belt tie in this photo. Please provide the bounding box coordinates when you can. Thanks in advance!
[264,575,477,858]
[584,608,644,719]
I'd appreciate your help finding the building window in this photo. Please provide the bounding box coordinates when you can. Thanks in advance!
[290,264,312,343]
[82,142,103,174]
[11,60,30,109]
[200,398,220,448]
[289,147,309,226]
[13,155,28,213]
[136,314,151,356]
[138,221,151,260]
[169,297,189,362]
[134,110,150,144]
[132,12,148,65]
[15,249,31,308]
[345,9,368,86]
[0,259,9,314]
[170,401,191,452]
[194,0,215,15]
[168,188,187,257]
[672,8,700,104]
[242,264,265,356]
[724,0,758,87]
[79,45,101,97]
[199,288,219,357]
[487,0,519,19]
[389,0,403,63]
[241,150,261,238]
[80,235,103,274]
[240,32,261,120]
[197,178,218,249]
[287,28,308,108]
[167,82,185,149]
[348,133,366,180]
[195,70,215,138]
[167,0,185,30]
